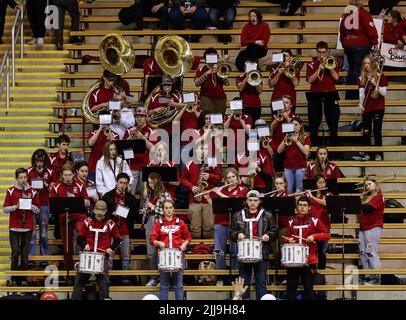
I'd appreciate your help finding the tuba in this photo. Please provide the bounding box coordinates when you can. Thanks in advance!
[82,34,135,124]
[247,70,262,86]
[145,35,193,128]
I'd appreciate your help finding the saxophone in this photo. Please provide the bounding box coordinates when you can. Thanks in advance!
[141,188,153,226]
[195,163,209,202]
[118,155,124,175]
[21,185,27,225]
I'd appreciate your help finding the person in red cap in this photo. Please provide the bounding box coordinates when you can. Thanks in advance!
[72,200,121,300]
[123,107,156,196]
[284,196,330,300]
[40,292,59,300]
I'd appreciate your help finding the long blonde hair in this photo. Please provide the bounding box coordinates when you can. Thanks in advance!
[361,175,381,202]
[291,117,306,145]
[223,168,241,185]
[359,55,378,86]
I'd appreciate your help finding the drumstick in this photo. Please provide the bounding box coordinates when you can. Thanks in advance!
[292,234,308,242]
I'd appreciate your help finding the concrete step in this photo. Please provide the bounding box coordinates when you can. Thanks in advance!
[0,115,55,124]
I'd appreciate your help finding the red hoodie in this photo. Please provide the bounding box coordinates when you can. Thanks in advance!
[240,22,271,49]
[150,216,192,250]
[284,215,330,265]
[340,6,378,48]
[383,20,406,44]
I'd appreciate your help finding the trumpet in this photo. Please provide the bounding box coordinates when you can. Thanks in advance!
[284,133,293,146]
[261,138,270,148]
[104,126,113,137]
[284,57,300,78]
[247,70,262,86]
[370,55,385,99]
[233,110,242,120]
[217,63,231,79]
[276,109,284,121]
[185,103,195,113]
[322,56,336,70]
[289,187,328,197]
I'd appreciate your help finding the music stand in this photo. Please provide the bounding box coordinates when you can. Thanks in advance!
[212,197,245,294]
[115,139,147,158]
[49,197,85,281]
[326,195,361,300]
[303,179,338,195]
[337,182,358,195]
[142,167,178,182]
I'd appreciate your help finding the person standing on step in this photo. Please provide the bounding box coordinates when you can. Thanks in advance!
[48,134,73,181]
[0,0,21,44]
[53,0,81,50]
[26,0,46,48]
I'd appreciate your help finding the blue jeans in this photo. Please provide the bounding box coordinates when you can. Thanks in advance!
[208,7,236,29]
[240,260,269,300]
[134,0,169,30]
[344,46,371,99]
[170,6,208,30]
[29,205,49,257]
[284,168,306,193]
[214,224,239,270]
[159,270,183,300]
[359,227,382,281]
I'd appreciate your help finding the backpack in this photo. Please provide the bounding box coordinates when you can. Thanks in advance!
[190,243,216,284]
[196,261,217,285]
[118,5,137,25]
[384,199,404,223]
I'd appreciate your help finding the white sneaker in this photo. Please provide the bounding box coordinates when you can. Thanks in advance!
[216,280,224,286]
[36,38,44,48]
[375,154,382,161]
[146,278,158,286]
[27,38,37,44]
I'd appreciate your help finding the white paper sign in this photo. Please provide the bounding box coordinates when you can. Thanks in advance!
[115,204,130,219]
[282,123,295,133]
[18,198,32,210]
[31,179,44,190]
[206,53,218,64]
[245,62,258,73]
[249,129,258,138]
[158,96,171,104]
[210,113,223,124]
[182,92,195,103]
[123,148,135,160]
[87,186,98,198]
[337,17,383,49]
[99,114,112,125]
[230,100,243,110]
[271,100,284,111]
[108,100,121,111]
[258,126,270,137]
[380,43,406,67]
[247,141,260,152]
[207,157,217,167]
[272,53,284,63]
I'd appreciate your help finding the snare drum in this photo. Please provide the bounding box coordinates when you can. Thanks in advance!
[281,243,309,267]
[237,239,262,263]
[79,251,105,274]
[158,248,183,272]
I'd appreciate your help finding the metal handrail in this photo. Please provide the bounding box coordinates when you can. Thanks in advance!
[0,50,11,114]
[11,2,25,87]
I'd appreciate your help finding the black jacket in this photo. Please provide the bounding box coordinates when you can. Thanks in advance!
[102,188,138,239]
[229,208,277,259]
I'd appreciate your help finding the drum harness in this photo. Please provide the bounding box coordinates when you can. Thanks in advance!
[159,218,180,249]
[242,209,265,239]
[292,217,312,245]
[89,223,108,253]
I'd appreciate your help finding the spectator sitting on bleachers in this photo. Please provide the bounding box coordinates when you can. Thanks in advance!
[266,0,303,28]
[383,10,406,49]
[170,0,209,43]
[235,9,271,73]
[207,0,238,44]
[53,0,81,50]
[134,0,169,31]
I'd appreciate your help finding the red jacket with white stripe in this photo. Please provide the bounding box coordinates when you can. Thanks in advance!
[49,181,89,218]
[27,167,57,205]
[284,214,330,265]
[305,160,343,179]
[3,183,40,230]
[150,216,192,250]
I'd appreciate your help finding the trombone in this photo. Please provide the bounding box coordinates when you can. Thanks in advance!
[361,55,386,111]
[233,110,242,120]
[322,55,336,70]
[217,63,231,79]
[284,57,300,78]
[275,109,285,121]
[247,70,262,86]
[185,103,196,113]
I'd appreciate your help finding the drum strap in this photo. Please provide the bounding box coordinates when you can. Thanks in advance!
[292,217,310,244]
[242,209,264,239]
[159,218,180,249]
[89,225,108,253]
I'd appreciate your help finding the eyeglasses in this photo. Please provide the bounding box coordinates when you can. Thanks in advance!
[317,50,327,54]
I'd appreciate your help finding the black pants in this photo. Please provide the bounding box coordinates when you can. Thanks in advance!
[53,0,80,45]
[272,152,286,174]
[10,230,33,281]
[134,0,169,30]
[267,0,303,14]
[242,107,261,124]
[306,91,340,146]
[235,43,267,72]
[0,1,11,40]
[286,265,315,300]
[27,0,46,38]
[362,109,384,158]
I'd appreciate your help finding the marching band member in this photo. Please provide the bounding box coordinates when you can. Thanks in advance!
[102,173,138,285]
[143,173,173,287]
[181,143,222,239]
[48,134,72,180]
[358,55,388,161]
[305,145,343,179]
[151,199,191,300]
[235,148,275,193]
[224,98,253,138]
[284,196,330,300]
[72,200,121,300]
[255,119,274,159]
[4,168,40,285]
[95,141,133,197]
[139,55,164,106]
[229,190,277,299]
[109,89,136,139]
[359,176,384,285]
[339,0,378,100]
[89,70,130,113]
[236,62,263,123]
[123,107,155,196]
[147,141,180,200]
[383,10,406,49]
[235,10,271,72]
[269,95,297,173]
[306,41,340,146]
[50,164,90,271]
[75,161,99,207]
[87,123,119,182]
[27,149,57,262]
[195,48,229,114]
[305,175,332,270]
[211,168,248,284]
[268,49,300,106]
[277,117,311,194]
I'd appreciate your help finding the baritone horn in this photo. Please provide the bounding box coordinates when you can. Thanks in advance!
[247,70,262,86]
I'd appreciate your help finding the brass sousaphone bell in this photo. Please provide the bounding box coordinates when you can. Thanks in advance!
[82,34,136,124]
